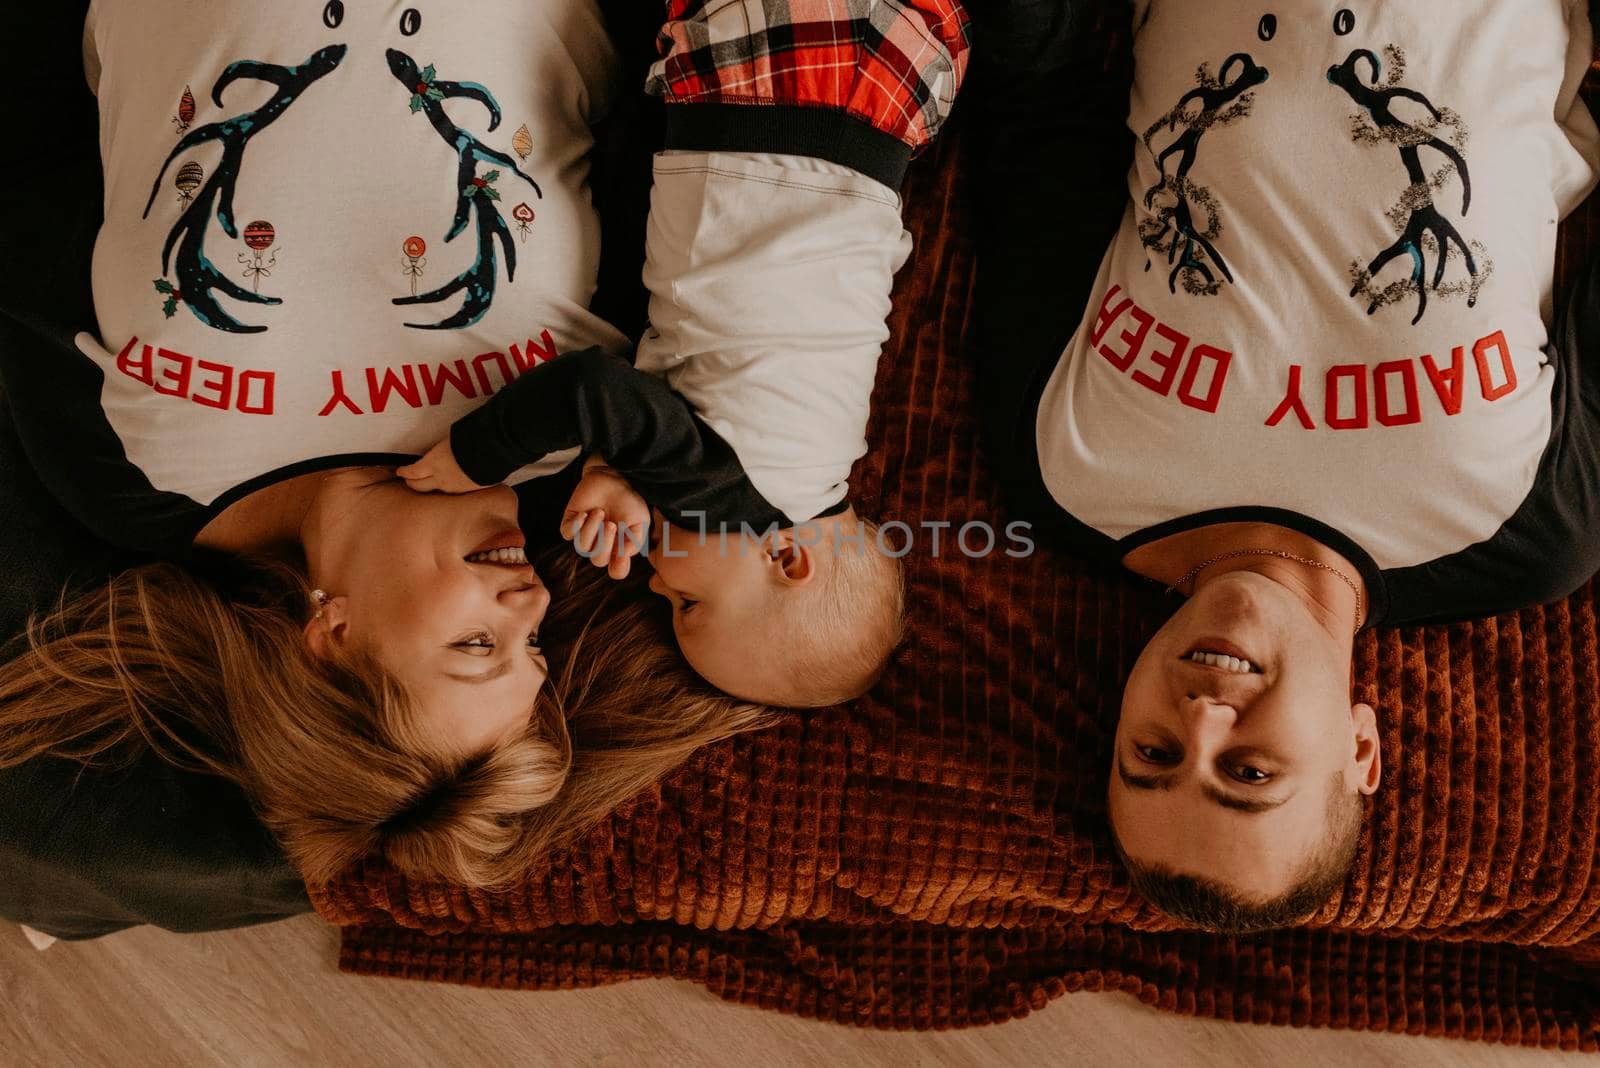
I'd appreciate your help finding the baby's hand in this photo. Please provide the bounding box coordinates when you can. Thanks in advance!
[563,456,650,580]
[396,438,485,494]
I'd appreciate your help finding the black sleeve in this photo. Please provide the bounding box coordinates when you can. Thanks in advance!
[1382,254,1600,624]
[0,0,209,556]
[587,0,666,342]
[0,395,139,652]
[969,0,1136,540]
[450,347,785,529]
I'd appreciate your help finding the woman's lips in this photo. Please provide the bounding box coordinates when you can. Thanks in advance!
[468,528,527,557]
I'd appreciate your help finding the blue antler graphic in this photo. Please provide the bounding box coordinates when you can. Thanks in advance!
[142,46,346,333]
[386,49,542,330]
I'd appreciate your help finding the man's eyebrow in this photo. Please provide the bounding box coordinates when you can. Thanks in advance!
[1117,757,1289,814]
[445,660,514,685]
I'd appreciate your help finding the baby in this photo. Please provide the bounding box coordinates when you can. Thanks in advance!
[400,0,970,708]
[402,377,904,708]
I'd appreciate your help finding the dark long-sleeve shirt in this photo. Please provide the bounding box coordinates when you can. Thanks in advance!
[450,346,788,531]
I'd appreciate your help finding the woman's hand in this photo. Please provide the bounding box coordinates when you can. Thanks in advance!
[397,439,486,494]
[563,456,650,580]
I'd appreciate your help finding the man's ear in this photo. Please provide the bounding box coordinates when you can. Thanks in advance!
[1350,701,1381,794]
[767,528,817,587]
[302,596,350,660]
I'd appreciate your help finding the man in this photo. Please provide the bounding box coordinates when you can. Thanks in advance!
[974,0,1600,932]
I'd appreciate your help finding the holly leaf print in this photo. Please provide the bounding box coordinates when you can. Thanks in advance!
[409,95,424,113]
[153,278,175,294]
[162,296,179,318]
[426,87,444,102]
[421,64,437,83]
[482,169,501,183]
[481,186,500,202]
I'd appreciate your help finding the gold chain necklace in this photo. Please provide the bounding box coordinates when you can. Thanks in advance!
[1164,548,1366,635]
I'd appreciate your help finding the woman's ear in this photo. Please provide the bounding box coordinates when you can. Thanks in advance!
[1351,701,1382,794]
[302,596,350,659]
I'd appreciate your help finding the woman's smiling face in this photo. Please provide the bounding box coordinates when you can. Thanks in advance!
[302,469,552,755]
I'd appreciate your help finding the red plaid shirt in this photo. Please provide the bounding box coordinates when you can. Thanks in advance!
[646,0,971,150]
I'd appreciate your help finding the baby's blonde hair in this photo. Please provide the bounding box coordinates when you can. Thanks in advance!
[769,518,906,708]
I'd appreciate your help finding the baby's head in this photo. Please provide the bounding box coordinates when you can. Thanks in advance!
[1107,569,1382,933]
[645,508,905,707]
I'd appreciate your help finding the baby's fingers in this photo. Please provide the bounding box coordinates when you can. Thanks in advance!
[607,552,633,581]
[395,462,432,487]
[621,521,648,559]
[561,509,586,540]
[588,521,620,569]
[572,509,606,554]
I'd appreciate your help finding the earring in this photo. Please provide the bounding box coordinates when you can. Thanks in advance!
[311,588,329,619]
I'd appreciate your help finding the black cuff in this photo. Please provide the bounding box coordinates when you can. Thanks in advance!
[449,418,516,487]
[663,103,912,190]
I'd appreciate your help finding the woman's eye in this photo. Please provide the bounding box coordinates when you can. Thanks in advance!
[1233,765,1273,784]
[678,598,699,615]
[525,634,543,656]
[1136,745,1177,765]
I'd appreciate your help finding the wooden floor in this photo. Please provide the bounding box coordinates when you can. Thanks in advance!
[0,916,1580,1066]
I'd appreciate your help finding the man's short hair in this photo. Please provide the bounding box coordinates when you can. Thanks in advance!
[1113,773,1365,935]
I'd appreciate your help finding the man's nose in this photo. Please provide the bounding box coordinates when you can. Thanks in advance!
[1178,694,1238,737]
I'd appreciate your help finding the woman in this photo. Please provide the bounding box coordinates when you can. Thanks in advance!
[0,0,770,916]
[973,0,1600,932]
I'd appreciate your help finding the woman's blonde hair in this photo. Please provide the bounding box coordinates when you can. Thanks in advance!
[0,548,775,889]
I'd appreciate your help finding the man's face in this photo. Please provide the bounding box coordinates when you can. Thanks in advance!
[1108,571,1380,900]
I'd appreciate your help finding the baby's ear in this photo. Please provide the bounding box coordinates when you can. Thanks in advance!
[769,529,817,587]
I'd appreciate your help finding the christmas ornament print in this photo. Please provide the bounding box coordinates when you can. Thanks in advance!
[238,220,278,291]
[402,235,428,295]
[174,160,204,205]
[173,85,196,134]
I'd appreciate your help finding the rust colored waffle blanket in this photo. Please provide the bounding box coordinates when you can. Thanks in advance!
[314,91,1600,1049]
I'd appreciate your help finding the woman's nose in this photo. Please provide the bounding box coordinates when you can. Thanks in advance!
[500,579,551,618]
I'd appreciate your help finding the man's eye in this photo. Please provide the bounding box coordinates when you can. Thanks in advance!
[1136,745,1177,765]
[1232,765,1273,784]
